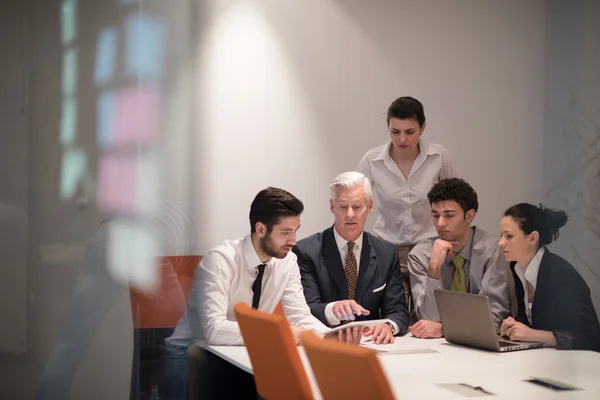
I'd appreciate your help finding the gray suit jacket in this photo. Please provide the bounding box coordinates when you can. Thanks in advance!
[407,226,510,327]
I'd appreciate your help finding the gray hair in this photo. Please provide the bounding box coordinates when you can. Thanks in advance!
[329,171,373,202]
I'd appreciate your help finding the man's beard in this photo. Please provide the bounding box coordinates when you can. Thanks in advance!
[260,232,287,259]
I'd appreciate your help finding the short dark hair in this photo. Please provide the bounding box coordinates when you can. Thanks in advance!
[503,203,568,248]
[386,96,426,126]
[249,187,304,233]
[427,178,479,214]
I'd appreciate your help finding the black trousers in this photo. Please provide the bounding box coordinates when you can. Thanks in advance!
[187,346,258,399]
[130,328,175,400]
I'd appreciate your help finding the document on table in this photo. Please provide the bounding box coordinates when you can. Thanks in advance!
[360,341,438,355]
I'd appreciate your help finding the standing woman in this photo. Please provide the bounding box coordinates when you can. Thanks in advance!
[499,203,600,351]
[357,97,457,320]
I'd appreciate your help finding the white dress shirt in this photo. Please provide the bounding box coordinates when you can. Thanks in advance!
[357,139,457,246]
[514,247,545,325]
[323,228,398,334]
[166,234,328,346]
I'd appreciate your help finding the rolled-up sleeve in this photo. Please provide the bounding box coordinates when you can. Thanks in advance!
[408,241,443,321]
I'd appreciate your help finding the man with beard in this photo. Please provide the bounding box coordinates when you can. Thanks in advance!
[407,178,510,339]
[160,187,361,400]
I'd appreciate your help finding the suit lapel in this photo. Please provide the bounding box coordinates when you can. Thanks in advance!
[322,227,348,299]
[355,233,377,303]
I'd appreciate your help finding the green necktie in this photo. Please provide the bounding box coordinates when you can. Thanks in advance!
[450,255,467,293]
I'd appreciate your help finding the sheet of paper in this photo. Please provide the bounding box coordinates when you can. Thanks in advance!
[359,342,438,355]
[374,348,438,355]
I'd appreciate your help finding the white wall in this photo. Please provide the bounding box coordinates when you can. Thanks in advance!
[192,0,546,251]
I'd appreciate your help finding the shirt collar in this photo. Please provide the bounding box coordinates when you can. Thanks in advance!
[517,247,545,289]
[333,226,363,254]
[445,226,474,264]
[456,226,475,262]
[374,139,439,161]
[243,234,272,274]
[419,139,439,156]
[374,141,392,161]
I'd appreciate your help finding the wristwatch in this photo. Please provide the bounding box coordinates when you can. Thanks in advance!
[385,322,395,335]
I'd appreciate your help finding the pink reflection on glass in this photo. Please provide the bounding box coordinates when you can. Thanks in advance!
[97,153,139,213]
[113,84,160,147]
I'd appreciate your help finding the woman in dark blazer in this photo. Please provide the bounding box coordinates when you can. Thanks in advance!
[497,203,600,351]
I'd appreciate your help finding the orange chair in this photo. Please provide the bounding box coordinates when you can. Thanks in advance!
[233,302,314,400]
[128,255,202,398]
[301,330,396,400]
[129,255,203,329]
[273,300,285,316]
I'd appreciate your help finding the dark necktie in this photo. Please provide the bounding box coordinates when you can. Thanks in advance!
[252,264,266,309]
[344,242,358,300]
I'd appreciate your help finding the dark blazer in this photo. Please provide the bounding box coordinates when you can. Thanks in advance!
[292,226,409,333]
[510,249,600,351]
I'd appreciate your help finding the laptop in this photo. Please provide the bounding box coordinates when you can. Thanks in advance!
[434,289,543,352]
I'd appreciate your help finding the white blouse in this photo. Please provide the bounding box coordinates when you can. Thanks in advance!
[357,139,457,246]
[514,247,545,324]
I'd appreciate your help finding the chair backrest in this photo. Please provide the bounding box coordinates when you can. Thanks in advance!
[233,302,313,400]
[301,331,395,400]
[167,255,204,301]
[273,300,285,316]
[130,255,203,329]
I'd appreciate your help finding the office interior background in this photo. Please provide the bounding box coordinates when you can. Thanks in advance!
[0,0,599,398]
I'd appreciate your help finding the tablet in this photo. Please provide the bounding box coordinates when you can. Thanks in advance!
[323,319,390,335]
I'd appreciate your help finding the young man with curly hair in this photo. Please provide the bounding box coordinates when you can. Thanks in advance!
[407,178,510,339]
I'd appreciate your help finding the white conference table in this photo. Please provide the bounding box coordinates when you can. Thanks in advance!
[196,335,600,399]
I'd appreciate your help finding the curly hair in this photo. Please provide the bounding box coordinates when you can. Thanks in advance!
[427,178,478,214]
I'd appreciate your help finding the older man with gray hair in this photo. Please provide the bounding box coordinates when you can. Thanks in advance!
[293,171,409,344]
